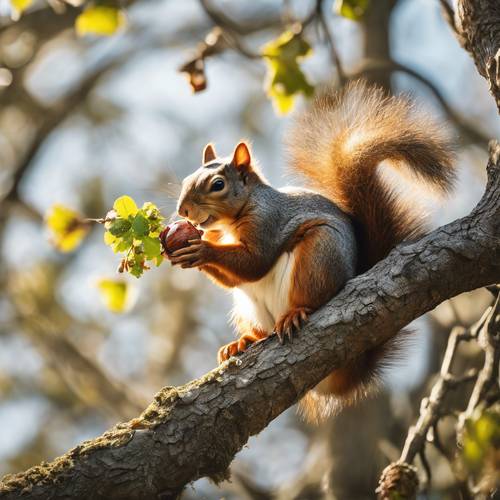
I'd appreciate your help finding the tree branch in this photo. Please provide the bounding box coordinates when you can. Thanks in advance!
[0,140,499,499]
[455,0,500,111]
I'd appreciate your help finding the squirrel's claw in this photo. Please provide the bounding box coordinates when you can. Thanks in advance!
[217,334,260,364]
[274,307,312,344]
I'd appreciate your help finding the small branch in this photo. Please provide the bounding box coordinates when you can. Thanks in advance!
[439,0,458,35]
[316,0,345,83]
[456,295,500,436]
[381,293,499,498]
[198,0,282,36]
[351,59,490,147]
[399,324,475,464]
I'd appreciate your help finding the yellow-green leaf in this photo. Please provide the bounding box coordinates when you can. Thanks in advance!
[262,31,311,60]
[10,0,33,14]
[475,412,498,445]
[261,31,314,115]
[104,231,117,246]
[46,204,89,252]
[113,195,138,219]
[461,409,500,475]
[76,6,126,37]
[334,0,369,21]
[97,278,130,313]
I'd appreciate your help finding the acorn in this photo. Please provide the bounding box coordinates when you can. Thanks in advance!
[160,220,202,255]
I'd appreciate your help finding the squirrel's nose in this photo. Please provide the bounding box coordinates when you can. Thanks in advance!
[177,204,189,218]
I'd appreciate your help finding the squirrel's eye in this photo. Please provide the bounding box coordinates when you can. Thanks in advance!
[210,179,225,192]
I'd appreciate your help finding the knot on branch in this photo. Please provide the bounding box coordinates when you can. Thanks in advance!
[376,462,419,500]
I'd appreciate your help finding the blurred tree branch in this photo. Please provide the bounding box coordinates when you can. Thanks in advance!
[1,138,499,499]
[378,299,498,498]
[352,59,491,147]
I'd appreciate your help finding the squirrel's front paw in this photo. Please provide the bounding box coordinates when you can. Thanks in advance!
[217,334,259,364]
[273,307,312,344]
[170,239,212,268]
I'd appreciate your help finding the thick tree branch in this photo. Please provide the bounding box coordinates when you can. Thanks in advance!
[455,0,500,111]
[0,141,499,499]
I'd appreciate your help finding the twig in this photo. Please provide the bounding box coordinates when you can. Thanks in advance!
[388,291,499,498]
[418,450,432,490]
[439,0,458,35]
[198,0,282,36]
[197,0,321,61]
[457,295,500,436]
[350,59,490,147]
[316,0,345,83]
[399,325,475,464]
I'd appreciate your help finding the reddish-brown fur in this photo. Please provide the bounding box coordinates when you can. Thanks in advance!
[286,81,455,421]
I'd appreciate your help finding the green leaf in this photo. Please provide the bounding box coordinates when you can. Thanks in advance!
[334,0,369,21]
[115,238,132,253]
[97,279,130,313]
[261,31,314,115]
[45,204,89,252]
[108,218,132,237]
[131,214,150,237]
[76,6,126,37]
[143,236,161,260]
[113,195,138,219]
[129,261,144,278]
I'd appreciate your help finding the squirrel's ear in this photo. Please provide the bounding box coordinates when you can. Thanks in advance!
[203,143,217,164]
[231,142,252,171]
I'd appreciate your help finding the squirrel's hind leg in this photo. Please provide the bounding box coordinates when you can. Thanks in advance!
[273,224,355,342]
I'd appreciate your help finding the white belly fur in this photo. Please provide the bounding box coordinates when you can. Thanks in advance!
[232,251,296,333]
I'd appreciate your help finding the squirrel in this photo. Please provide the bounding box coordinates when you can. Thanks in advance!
[168,80,455,423]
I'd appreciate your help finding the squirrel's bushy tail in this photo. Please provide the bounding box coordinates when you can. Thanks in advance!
[286,80,455,271]
[287,81,455,423]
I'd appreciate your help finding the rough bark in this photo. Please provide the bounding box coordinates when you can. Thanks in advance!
[0,141,499,499]
[455,0,500,111]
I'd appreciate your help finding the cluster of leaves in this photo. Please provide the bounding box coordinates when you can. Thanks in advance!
[46,196,167,312]
[460,408,500,491]
[45,205,90,252]
[261,30,314,114]
[179,3,370,114]
[103,196,165,278]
